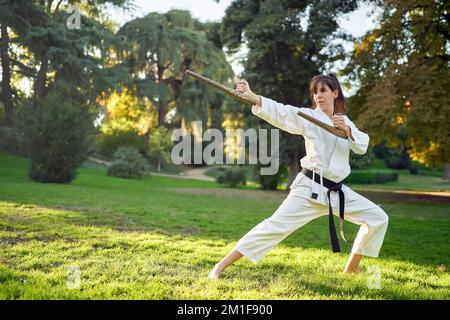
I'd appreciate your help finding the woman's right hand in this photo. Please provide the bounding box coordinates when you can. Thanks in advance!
[236,80,261,106]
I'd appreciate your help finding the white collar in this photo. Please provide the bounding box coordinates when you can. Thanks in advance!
[314,107,333,125]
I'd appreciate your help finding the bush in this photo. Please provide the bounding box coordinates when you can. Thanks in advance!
[349,147,374,169]
[0,126,27,157]
[408,164,418,174]
[15,93,95,183]
[215,166,246,187]
[147,126,173,172]
[372,142,412,170]
[385,154,409,169]
[345,171,399,184]
[252,164,286,190]
[97,118,145,157]
[205,166,228,179]
[107,147,148,179]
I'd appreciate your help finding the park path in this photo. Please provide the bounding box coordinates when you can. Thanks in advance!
[180,167,215,181]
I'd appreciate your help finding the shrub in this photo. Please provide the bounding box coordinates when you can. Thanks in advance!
[373,142,411,170]
[0,126,27,157]
[147,126,173,172]
[97,118,145,157]
[215,166,246,187]
[205,166,227,179]
[345,171,399,184]
[252,164,286,190]
[107,147,148,179]
[16,93,95,183]
[349,147,374,169]
[408,163,419,174]
[385,154,409,169]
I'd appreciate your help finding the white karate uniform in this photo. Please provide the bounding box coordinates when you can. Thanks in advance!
[233,96,389,262]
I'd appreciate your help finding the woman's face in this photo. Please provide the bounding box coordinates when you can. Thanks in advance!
[313,82,338,113]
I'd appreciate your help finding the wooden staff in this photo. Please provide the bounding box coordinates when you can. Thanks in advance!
[185,69,348,139]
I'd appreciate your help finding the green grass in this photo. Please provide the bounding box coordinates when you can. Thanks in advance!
[348,160,450,192]
[204,160,450,192]
[0,152,449,299]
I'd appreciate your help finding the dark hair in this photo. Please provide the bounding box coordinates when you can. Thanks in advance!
[309,73,345,114]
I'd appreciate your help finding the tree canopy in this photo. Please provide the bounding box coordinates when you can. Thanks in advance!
[117,9,234,128]
[220,0,359,186]
[345,0,450,171]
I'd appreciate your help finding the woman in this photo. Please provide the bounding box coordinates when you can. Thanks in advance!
[208,74,389,279]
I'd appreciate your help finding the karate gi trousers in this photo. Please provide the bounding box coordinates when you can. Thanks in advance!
[233,173,389,263]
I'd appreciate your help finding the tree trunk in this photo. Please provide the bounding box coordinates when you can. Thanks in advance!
[157,100,165,127]
[444,163,450,180]
[35,52,49,101]
[1,24,14,126]
[156,64,167,127]
[287,148,300,189]
[157,155,162,172]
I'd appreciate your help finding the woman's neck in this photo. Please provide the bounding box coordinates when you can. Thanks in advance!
[318,106,334,120]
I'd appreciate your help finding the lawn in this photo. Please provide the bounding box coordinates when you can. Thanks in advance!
[0,152,449,299]
[348,160,450,193]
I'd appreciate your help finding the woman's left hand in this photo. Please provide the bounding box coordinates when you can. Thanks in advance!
[332,114,351,136]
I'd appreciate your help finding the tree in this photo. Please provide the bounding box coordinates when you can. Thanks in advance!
[0,23,14,126]
[0,0,132,183]
[345,0,450,178]
[117,10,234,129]
[220,0,359,188]
[0,0,131,116]
[147,126,173,172]
[97,88,156,156]
[16,92,95,183]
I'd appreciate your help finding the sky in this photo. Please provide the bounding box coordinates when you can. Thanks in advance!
[112,0,236,24]
[112,0,379,37]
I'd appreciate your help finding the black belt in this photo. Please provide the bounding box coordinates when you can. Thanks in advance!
[301,168,347,253]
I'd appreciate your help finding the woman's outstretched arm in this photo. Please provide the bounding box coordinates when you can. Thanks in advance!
[236,80,309,135]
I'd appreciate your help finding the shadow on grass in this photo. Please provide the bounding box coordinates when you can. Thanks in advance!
[1,194,448,276]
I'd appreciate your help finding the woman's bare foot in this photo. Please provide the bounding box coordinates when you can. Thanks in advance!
[343,253,363,274]
[343,265,362,274]
[207,264,224,280]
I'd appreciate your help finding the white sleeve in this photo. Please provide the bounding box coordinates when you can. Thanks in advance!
[251,96,310,135]
[344,116,370,155]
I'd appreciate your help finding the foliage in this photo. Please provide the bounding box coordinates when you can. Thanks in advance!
[252,163,287,190]
[384,150,410,170]
[205,166,228,179]
[345,171,399,184]
[0,0,132,106]
[15,92,95,183]
[97,89,155,157]
[118,9,233,127]
[98,118,145,157]
[147,127,173,172]
[107,146,148,179]
[102,88,157,134]
[349,147,374,169]
[216,166,247,187]
[0,125,26,157]
[345,0,450,171]
[372,142,410,170]
[220,0,359,188]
